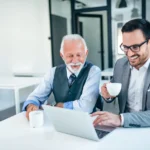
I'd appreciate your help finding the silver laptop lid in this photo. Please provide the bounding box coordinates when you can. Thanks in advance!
[43,105,99,141]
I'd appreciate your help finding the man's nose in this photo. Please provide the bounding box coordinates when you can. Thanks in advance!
[126,48,135,56]
[72,56,78,63]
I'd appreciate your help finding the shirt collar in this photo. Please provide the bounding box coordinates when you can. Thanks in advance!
[130,58,150,70]
[66,67,79,79]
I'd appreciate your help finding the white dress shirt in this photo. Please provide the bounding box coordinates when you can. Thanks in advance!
[121,59,150,125]
[127,59,150,111]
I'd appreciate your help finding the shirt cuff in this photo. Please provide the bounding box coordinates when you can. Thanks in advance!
[64,101,73,109]
[22,100,40,111]
[120,114,124,126]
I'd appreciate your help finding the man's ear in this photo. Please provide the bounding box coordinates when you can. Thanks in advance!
[60,52,64,60]
[148,39,150,46]
[147,40,150,51]
[85,50,88,56]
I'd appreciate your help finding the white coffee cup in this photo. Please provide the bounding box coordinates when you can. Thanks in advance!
[29,110,44,128]
[106,83,122,96]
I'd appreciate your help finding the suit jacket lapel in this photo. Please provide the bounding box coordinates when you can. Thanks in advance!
[142,64,150,110]
[120,62,131,113]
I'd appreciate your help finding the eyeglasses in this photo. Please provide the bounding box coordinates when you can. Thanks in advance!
[120,39,149,53]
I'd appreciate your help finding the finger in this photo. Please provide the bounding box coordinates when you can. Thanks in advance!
[26,110,30,120]
[91,111,106,116]
[103,83,107,88]
[98,120,109,126]
[93,114,108,125]
[98,120,113,127]
[103,88,109,95]
[101,86,106,93]
[26,105,32,120]
[101,85,106,93]
[93,116,109,126]
[26,105,37,120]
[32,106,38,111]
[101,87,111,98]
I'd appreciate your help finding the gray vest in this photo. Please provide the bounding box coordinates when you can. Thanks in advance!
[53,62,93,103]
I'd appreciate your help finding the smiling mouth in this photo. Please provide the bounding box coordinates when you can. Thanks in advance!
[71,65,80,68]
[130,55,139,60]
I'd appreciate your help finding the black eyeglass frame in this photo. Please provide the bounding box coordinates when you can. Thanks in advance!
[120,39,149,53]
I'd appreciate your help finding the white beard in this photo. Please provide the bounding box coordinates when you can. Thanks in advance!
[66,62,84,75]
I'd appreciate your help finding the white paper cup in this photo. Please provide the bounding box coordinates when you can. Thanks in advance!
[29,110,44,128]
[106,83,122,96]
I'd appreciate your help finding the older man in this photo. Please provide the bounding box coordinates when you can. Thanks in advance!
[92,19,150,128]
[23,34,101,120]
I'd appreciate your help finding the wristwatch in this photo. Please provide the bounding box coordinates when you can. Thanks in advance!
[106,97,112,101]
[103,97,114,103]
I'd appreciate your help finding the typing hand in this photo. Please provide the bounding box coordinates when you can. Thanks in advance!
[91,111,121,127]
[91,115,99,122]
[26,104,39,120]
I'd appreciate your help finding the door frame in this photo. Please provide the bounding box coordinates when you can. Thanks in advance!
[71,0,113,68]
[76,14,104,70]
[48,0,54,66]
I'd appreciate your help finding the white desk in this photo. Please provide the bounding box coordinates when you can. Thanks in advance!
[0,77,41,114]
[101,68,113,80]
[0,112,149,150]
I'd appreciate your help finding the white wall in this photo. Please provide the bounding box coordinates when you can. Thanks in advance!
[0,0,51,76]
[0,0,13,76]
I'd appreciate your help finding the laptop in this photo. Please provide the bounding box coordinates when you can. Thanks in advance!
[43,105,114,141]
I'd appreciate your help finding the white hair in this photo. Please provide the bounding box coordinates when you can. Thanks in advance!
[60,34,88,54]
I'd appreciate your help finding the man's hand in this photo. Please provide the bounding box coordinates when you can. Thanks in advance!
[91,111,121,127]
[55,102,64,108]
[101,83,112,99]
[26,104,39,120]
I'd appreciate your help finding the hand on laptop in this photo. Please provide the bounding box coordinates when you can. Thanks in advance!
[91,111,121,127]
[91,115,99,122]
[26,104,39,120]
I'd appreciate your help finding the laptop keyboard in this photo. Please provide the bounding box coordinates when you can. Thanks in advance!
[95,129,110,139]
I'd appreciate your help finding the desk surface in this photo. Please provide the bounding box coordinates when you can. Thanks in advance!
[0,112,149,150]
